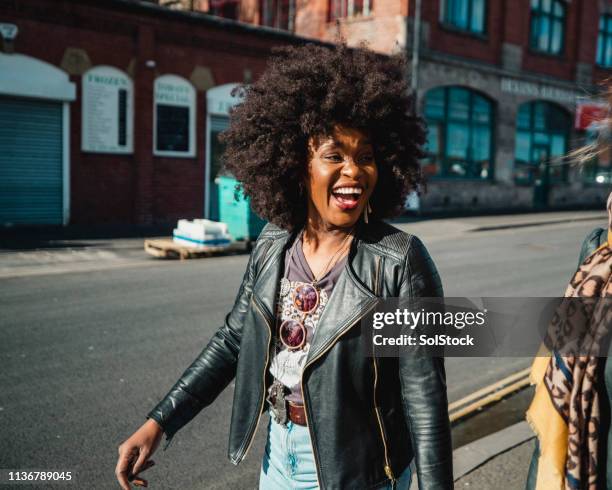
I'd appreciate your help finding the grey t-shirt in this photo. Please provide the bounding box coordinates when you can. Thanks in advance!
[268,231,347,404]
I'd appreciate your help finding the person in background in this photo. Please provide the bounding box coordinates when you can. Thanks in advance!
[526,93,612,490]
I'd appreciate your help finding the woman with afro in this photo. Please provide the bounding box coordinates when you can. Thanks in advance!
[116,43,453,490]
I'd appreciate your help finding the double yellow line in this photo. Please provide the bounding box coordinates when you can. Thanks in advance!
[448,368,531,423]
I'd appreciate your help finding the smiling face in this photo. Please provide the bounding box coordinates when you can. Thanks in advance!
[305,124,378,230]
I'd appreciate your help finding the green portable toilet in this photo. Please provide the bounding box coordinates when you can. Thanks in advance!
[206,84,267,243]
[216,174,266,242]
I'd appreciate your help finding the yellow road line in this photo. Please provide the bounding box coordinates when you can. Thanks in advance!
[448,367,532,423]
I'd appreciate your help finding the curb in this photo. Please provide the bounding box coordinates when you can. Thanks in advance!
[452,421,534,480]
[408,422,534,489]
[470,215,605,232]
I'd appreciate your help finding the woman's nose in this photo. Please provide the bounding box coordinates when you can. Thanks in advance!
[340,157,361,177]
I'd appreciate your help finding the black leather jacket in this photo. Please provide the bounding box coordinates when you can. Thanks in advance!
[147,218,453,489]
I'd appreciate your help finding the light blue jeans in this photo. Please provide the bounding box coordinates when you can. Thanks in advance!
[259,412,412,489]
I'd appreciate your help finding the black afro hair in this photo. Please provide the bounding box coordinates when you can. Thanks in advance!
[219,42,426,231]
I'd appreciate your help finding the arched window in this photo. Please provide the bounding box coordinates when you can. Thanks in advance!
[514,101,570,184]
[423,86,494,179]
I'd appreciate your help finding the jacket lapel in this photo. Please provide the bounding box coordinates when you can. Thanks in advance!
[251,221,380,362]
[306,223,379,364]
[251,229,293,327]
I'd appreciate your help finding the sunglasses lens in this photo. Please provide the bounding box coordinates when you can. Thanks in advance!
[280,320,306,349]
[294,284,319,313]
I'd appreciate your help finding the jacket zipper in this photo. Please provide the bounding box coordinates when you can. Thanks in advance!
[372,255,395,487]
[232,296,272,464]
[300,297,381,489]
[373,356,395,487]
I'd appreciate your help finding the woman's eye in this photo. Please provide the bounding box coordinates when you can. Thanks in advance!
[324,154,343,162]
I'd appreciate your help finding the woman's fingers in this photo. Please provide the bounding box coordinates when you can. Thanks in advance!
[115,449,135,490]
[131,448,149,476]
[131,476,148,488]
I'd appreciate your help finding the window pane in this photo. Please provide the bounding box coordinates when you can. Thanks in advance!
[597,33,605,65]
[517,104,531,129]
[533,103,547,131]
[354,0,364,15]
[425,124,440,154]
[537,17,551,51]
[533,132,549,145]
[550,134,566,156]
[450,0,469,29]
[606,35,612,66]
[515,131,531,163]
[448,88,470,121]
[553,0,563,17]
[473,95,491,124]
[542,0,551,13]
[424,89,445,119]
[531,0,539,9]
[446,122,469,159]
[551,19,563,53]
[156,105,189,152]
[470,0,485,33]
[607,15,612,31]
[471,125,491,162]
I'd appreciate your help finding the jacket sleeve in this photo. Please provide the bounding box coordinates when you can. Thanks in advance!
[397,236,453,489]
[145,237,266,448]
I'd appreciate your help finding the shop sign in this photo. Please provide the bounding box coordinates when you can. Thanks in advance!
[82,66,134,154]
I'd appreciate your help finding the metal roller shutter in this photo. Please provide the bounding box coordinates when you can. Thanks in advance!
[0,96,63,225]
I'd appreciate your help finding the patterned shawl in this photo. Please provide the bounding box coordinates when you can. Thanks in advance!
[527,192,612,490]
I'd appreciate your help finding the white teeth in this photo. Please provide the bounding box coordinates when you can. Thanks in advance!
[333,187,363,195]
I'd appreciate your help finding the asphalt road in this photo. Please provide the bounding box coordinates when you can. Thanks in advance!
[0,214,606,489]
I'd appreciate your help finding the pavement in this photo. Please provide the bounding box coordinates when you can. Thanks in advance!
[0,209,606,279]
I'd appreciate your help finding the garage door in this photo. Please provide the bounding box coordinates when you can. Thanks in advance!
[0,97,64,225]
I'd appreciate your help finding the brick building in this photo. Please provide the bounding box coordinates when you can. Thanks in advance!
[0,0,312,228]
[203,0,612,211]
[1,0,610,228]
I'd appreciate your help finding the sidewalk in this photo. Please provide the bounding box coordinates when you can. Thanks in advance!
[0,209,606,279]
[409,421,536,490]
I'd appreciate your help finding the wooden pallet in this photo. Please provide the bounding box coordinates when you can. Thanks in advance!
[144,238,246,260]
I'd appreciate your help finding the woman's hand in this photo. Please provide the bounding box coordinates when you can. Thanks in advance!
[115,418,164,489]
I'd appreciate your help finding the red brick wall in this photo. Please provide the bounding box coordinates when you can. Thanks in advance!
[418,0,502,65]
[1,0,301,225]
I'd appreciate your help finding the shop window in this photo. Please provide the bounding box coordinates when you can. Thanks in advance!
[529,0,565,55]
[440,0,486,35]
[261,0,295,31]
[514,101,570,185]
[597,14,612,68]
[423,86,494,180]
[154,75,196,157]
[329,0,371,20]
[82,66,134,154]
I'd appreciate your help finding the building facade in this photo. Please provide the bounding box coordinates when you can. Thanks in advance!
[233,0,612,211]
[0,0,310,228]
[1,0,610,228]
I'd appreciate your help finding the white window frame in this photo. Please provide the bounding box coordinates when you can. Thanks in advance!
[153,74,197,158]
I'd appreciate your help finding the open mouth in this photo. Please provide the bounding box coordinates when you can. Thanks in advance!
[331,186,363,211]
